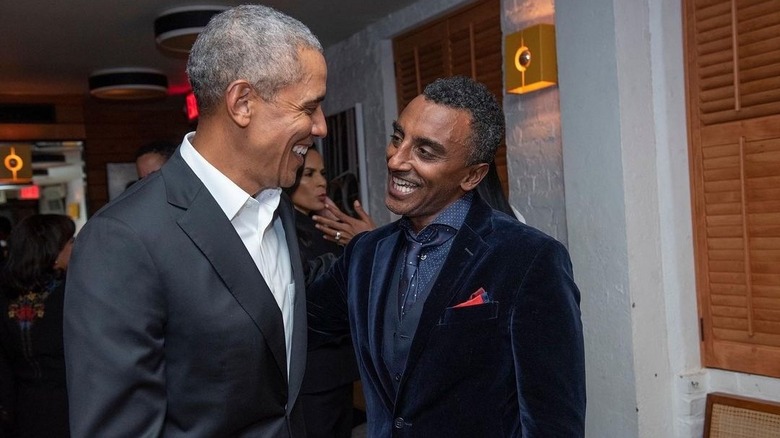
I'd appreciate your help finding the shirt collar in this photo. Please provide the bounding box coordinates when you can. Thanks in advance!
[399,191,473,240]
[179,132,281,220]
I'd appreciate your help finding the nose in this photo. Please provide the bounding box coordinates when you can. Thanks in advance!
[386,142,411,171]
[314,171,327,187]
[311,106,327,138]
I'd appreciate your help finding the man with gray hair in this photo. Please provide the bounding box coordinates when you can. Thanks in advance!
[64,5,326,436]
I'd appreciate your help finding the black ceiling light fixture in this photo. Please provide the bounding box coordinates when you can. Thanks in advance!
[88,68,169,100]
[154,6,229,54]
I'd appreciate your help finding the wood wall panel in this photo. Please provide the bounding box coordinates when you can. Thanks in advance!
[83,97,191,214]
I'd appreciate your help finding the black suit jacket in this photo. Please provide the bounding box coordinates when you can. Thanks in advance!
[308,194,586,437]
[292,210,359,394]
[64,151,308,437]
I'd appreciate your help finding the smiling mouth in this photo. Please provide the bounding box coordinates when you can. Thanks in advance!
[391,176,419,194]
[293,145,309,157]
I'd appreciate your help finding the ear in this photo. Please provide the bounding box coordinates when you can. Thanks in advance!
[225,80,254,128]
[460,162,489,192]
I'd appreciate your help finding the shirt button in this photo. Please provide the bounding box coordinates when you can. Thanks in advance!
[394,417,405,429]
[394,373,401,381]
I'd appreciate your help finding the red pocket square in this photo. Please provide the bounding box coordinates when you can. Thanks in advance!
[453,288,487,308]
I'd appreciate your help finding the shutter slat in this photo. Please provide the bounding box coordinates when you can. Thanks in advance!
[708,214,744,226]
[711,283,747,294]
[707,237,745,249]
[707,225,746,238]
[704,168,741,182]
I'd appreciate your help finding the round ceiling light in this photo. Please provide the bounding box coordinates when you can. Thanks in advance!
[88,68,169,100]
[154,6,229,54]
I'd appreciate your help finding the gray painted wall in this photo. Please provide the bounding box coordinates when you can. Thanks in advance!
[503,0,568,244]
[556,0,639,435]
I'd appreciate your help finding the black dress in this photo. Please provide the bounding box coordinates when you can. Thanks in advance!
[0,280,69,438]
[294,210,361,438]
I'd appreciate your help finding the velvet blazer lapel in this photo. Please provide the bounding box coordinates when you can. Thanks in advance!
[367,230,404,407]
[161,152,290,384]
[398,196,493,382]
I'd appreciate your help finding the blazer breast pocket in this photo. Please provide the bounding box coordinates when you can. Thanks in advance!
[437,301,499,326]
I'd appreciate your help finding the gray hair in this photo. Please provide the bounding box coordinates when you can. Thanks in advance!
[186,5,323,115]
[422,76,505,164]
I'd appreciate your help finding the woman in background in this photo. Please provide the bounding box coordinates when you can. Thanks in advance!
[285,149,372,437]
[0,214,75,438]
[475,160,526,223]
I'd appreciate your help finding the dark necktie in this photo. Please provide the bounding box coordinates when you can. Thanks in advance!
[398,226,453,317]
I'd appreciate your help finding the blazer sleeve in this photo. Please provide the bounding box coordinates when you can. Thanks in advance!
[306,246,351,339]
[64,215,167,437]
[511,239,586,437]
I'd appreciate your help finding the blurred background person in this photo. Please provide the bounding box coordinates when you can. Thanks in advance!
[135,140,177,179]
[0,217,12,268]
[0,214,75,438]
[285,148,371,437]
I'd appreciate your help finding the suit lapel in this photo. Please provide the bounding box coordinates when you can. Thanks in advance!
[164,153,288,382]
[278,194,307,407]
[368,230,403,409]
[401,198,493,381]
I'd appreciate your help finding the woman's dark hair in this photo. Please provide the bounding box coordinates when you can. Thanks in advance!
[0,214,75,298]
[283,156,308,197]
[476,161,514,217]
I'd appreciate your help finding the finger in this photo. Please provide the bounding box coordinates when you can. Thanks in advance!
[353,200,377,228]
[323,197,356,221]
[312,215,344,230]
[319,208,339,221]
[319,228,349,244]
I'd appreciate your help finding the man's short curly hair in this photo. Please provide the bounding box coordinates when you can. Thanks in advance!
[422,76,505,164]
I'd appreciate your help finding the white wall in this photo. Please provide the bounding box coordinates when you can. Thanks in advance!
[556,0,642,434]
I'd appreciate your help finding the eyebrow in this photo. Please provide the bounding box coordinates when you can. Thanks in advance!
[392,120,404,136]
[392,121,445,154]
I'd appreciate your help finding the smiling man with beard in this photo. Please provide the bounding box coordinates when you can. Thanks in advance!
[308,76,586,437]
[64,5,326,437]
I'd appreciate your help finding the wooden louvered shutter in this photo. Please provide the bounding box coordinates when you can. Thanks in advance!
[392,0,508,194]
[685,0,780,377]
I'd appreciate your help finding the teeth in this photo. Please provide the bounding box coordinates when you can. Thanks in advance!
[392,177,417,194]
[293,145,309,155]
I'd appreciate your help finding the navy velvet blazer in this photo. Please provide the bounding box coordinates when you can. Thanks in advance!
[64,151,308,437]
[308,194,586,437]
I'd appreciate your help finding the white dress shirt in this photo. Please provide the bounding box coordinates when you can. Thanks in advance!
[180,132,294,375]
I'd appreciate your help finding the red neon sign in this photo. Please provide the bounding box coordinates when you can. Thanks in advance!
[186,92,199,122]
[19,185,40,200]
